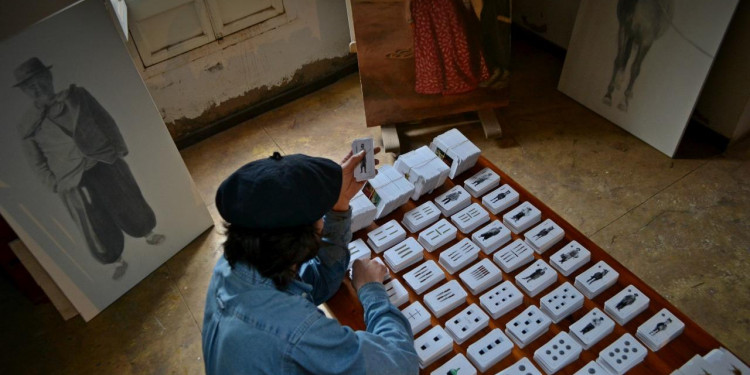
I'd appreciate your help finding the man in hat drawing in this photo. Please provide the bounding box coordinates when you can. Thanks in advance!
[13,57,165,280]
[203,150,419,374]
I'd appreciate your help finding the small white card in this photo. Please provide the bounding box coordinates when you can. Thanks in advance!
[464,167,500,198]
[403,260,445,294]
[569,308,615,350]
[481,184,519,215]
[524,218,565,254]
[382,237,424,273]
[417,218,458,252]
[347,238,372,269]
[515,259,557,297]
[352,137,376,181]
[574,261,619,299]
[549,241,591,276]
[402,201,441,233]
[472,220,512,254]
[636,308,685,352]
[493,239,535,273]
[502,201,542,234]
[434,185,472,217]
[401,301,432,336]
[366,219,407,253]
[604,285,650,326]
[439,238,481,274]
[458,258,502,295]
[450,202,490,234]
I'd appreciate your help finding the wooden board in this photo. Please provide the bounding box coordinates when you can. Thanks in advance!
[326,156,740,374]
[8,239,78,320]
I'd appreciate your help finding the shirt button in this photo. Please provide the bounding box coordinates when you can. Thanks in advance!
[301,293,308,299]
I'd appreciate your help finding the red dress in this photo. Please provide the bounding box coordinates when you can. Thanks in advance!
[411,0,489,95]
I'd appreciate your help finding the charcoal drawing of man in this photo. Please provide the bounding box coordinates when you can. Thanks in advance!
[13,57,165,280]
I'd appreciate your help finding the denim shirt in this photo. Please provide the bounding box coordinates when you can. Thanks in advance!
[202,209,419,375]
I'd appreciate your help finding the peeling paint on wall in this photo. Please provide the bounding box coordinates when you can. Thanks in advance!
[139,0,352,141]
[165,54,356,141]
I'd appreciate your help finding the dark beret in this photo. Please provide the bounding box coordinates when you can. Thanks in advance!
[216,152,342,229]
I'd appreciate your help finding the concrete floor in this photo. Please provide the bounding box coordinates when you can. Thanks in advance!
[1,39,749,373]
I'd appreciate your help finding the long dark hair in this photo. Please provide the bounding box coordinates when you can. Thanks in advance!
[222,223,321,288]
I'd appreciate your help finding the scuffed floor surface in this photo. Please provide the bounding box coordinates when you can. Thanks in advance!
[1,38,748,373]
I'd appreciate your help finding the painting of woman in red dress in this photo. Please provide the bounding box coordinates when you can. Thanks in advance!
[409,0,490,95]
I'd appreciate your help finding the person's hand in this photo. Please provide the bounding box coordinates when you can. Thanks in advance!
[332,146,381,212]
[351,258,388,291]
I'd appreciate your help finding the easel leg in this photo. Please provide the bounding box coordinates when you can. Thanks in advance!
[478,108,503,139]
[381,124,401,154]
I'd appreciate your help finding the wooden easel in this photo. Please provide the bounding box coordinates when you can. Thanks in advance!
[381,108,503,154]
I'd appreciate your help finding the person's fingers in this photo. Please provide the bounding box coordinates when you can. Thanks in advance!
[373,146,382,155]
[340,150,354,165]
[343,150,366,172]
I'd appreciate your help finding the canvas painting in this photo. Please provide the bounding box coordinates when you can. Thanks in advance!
[0,0,213,321]
[352,0,511,127]
[558,0,738,156]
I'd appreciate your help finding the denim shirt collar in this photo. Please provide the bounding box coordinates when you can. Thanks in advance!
[230,261,314,302]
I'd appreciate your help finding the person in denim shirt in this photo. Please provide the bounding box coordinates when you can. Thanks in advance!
[203,149,419,375]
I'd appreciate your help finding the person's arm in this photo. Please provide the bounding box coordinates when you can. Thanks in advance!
[298,208,352,304]
[290,285,418,375]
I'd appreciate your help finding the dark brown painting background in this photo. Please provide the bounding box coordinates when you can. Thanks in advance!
[352,0,510,127]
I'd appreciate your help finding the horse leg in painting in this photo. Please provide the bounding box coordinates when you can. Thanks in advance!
[619,41,652,111]
[604,23,634,106]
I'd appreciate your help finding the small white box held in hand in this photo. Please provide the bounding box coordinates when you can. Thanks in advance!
[451,203,490,234]
[414,325,454,368]
[445,303,490,344]
[394,146,450,201]
[503,201,542,234]
[459,258,502,295]
[524,219,565,254]
[472,220,511,254]
[636,308,685,352]
[402,201,441,233]
[439,238,481,274]
[479,280,523,319]
[539,282,584,323]
[384,279,409,307]
[424,280,468,318]
[574,261,619,299]
[382,237,424,273]
[549,241,591,276]
[569,308,615,350]
[429,128,481,179]
[366,220,407,253]
[401,301,432,336]
[604,285,650,326]
[350,190,376,233]
[493,239,535,273]
[533,331,583,375]
[430,353,477,375]
[596,333,647,375]
[497,357,543,375]
[464,167,500,198]
[347,239,371,269]
[466,328,514,373]
[403,260,445,294]
[352,137,376,181]
[515,259,558,297]
[482,184,519,215]
[505,305,552,349]
[434,185,472,217]
[417,218,458,252]
[348,257,391,281]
